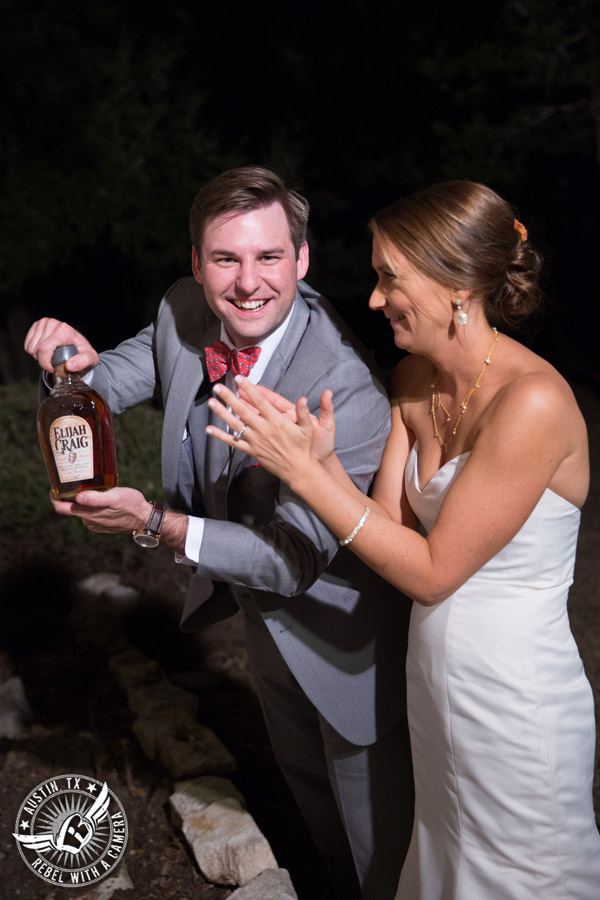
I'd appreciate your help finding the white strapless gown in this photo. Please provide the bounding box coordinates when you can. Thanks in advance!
[396,442,600,899]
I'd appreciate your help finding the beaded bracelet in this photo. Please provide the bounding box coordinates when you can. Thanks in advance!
[339,506,371,546]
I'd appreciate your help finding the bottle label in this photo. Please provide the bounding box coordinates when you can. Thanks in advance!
[50,416,94,483]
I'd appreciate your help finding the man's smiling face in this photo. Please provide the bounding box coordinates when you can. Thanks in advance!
[192,201,309,348]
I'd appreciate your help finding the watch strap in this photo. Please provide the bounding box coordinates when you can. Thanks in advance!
[145,502,165,536]
[132,501,166,545]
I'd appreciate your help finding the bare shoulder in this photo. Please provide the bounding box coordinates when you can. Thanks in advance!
[390,354,433,404]
[480,339,589,506]
[492,339,583,424]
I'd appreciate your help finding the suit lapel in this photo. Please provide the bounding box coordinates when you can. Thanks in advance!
[227,293,311,483]
[257,294,311,393]
[162,312,221,499]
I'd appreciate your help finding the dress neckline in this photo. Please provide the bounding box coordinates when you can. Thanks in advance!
[408,440,581,512]
[410,441,470,493]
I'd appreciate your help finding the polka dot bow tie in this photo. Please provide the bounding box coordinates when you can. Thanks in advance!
[205,340,262,382]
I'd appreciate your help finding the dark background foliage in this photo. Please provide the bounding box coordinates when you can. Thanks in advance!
[1,0,598,382]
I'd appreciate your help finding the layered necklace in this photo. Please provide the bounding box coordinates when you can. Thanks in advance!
[431,328,500,454]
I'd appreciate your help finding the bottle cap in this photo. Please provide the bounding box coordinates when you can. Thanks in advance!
[51,345,79,366]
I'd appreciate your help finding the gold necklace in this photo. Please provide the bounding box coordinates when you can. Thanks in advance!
[431,328,500,454]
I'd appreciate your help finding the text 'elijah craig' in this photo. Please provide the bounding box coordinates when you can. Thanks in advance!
[38,344,118,499]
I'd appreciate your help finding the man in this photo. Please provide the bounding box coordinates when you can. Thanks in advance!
[26,167,412,900]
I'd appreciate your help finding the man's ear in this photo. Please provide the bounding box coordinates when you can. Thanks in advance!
[296,242,309,281]
[191,247,203,283]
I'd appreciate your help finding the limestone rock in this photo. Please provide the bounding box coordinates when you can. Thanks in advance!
[170,776,246,818]
[228,867,298,899]
[0,676,31,738]
[108,646,165,690]
[133,709,236,777]
[169,778,277,886]
[126,678,198,718]
[77,573,140,607]
[73,574,140,645]
[66,862,134,899]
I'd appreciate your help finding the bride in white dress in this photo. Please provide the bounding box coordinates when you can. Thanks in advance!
[206,180,600,898]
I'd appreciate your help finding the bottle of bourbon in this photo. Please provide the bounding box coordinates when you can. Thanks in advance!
[38,344,118,499]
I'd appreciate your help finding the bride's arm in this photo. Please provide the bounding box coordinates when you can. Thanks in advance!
[226,375,416,525]
[207,372,585,605]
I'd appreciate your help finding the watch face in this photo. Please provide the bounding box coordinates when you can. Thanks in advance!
[133,532,160,548]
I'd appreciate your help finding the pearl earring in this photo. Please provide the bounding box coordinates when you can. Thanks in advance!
[454,297,468,326]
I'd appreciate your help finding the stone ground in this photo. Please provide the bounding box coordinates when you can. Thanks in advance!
[0,379,598,899]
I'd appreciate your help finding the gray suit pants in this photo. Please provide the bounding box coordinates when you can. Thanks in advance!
[243,605,413,900]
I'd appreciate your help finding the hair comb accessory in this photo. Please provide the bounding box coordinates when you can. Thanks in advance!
[513,219,528,242]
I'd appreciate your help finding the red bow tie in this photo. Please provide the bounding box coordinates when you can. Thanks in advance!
[205,340,261,382]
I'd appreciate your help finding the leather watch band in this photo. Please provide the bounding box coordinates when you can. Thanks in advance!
[132,502,166,548]
[146,502,165,535]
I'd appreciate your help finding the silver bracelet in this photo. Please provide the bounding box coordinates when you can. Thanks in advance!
[339,506,371,546]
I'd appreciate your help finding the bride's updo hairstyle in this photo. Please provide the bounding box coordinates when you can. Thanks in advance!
[369,181,543,328]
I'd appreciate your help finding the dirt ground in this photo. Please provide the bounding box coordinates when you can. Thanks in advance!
[0,379,598,900]
[0,539,332,900]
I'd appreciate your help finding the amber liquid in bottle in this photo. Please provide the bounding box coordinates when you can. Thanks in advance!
[37,346,118,500]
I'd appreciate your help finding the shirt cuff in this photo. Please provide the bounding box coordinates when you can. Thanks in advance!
[175,515,205,565]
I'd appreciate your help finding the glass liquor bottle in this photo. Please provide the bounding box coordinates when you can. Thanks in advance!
[37,344,118,499]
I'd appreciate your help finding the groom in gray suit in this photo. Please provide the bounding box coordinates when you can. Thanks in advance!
[26,167,412,900]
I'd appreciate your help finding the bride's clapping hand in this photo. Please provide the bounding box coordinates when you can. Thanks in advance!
[248,382,336,464]
[206,377,336,483]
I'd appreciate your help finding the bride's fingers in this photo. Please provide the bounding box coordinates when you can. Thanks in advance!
[319,390,335,430]
[295,397,314,437]
[211,382,245,410]
[211,383,264,428]
[207,397,245,431]
[208,397,260,439]
[253,384,296,415]
[216,390,257,417]
[233,377,284,422]
[205,421,252,450]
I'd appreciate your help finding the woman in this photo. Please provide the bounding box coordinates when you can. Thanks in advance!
[206,181,600,897]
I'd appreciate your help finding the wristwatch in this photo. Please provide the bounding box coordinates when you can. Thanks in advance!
[132,502,166,548]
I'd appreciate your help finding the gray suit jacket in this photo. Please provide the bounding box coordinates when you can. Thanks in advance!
[91,278,410,744]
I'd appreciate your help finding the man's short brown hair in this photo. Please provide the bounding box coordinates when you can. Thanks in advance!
[190,166,310,257]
